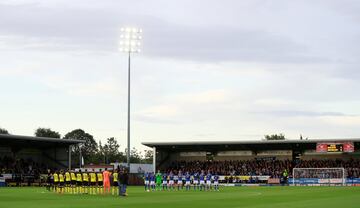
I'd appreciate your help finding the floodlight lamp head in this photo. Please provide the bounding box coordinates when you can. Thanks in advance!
[120,27,142,53]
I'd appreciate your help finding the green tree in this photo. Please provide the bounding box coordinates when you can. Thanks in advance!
[35,128,60,138]
[100,137,125,164]
[143,149,153,164]
[124,147,142,163]
[0,127,9,134]
[63,129,98,165]
[264,133,286,140]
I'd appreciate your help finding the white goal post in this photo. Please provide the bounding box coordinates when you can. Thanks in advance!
[292,168,346,186]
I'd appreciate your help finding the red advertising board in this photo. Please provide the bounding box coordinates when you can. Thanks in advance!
[316,143,328,153]
[343,142,354,153]
[316,142,355,153]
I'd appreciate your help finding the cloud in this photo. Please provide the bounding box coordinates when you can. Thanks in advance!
[253,110,353,117]
[134,89,234,123]
[137,105,180,118]
[174,89,231,104]
[319,115,360,127]
[2,0,360,145]
[44,77,123,96]
[0,1,330,64]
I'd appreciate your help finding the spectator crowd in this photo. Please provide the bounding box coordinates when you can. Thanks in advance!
[0,156,47,176]
[166,159,360,178]
[2,156,360,181]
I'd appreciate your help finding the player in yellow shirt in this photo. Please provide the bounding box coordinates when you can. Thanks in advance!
[76,170,83,194]
[112,169,119,195]
[82,170,89,194]
[53,171,59,193]
[65,170,71,194]
[97,169,103,194]
[89,169,97,195]
[58,171,65,194]
[70,171,77,194]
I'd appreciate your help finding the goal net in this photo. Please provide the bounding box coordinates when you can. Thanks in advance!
[292,168,346,186]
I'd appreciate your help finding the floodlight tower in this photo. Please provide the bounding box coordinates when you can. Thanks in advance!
[120,27,142,170]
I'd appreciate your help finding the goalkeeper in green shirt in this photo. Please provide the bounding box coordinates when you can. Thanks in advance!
[282,169,289,185]
[155,170,162,191]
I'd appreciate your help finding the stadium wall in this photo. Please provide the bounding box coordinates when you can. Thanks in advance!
[213,155,292,161]
[301,153,360,160]
[0,145,70,169]
[162,150,360,165]
[43,147,69,169]
[167,152,292,162]
[0,147,12,156]
[169,153,207,162]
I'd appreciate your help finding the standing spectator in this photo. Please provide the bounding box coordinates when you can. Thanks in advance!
[119,168,129,196]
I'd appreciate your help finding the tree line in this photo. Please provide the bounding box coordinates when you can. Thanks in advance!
[0,127,153,165]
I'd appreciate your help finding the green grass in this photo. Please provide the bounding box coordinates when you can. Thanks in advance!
[0,186,360,208]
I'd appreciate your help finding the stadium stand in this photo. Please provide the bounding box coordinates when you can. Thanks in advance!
[143,139,360,185]
[165,159,360,178]
[0,134,83,186]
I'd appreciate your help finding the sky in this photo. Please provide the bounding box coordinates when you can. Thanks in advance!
[1,0,360,151]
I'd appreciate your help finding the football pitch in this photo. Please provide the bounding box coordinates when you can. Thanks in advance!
[1,186,360,208]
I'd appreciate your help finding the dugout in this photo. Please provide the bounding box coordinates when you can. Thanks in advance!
[0,134,84,171]
[142,138,360,172]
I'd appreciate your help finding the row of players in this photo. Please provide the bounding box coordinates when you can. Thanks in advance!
[48,168,124,195]
[144,170,220,191]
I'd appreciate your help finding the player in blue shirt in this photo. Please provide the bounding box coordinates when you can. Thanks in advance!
[150,172,156,191]
[173,173,179,191]
[185,172,191,191]
[206,172,212,191]
[213,173,219,191]
[144,172,150,191]
[193,172,199,190]
[168,172,174,191]
[162,173,168,191]
[177,171,183,190]
[199,171,205,191]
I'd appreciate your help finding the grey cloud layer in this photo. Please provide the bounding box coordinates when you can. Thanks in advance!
[253,110,354,117]
[0,2,332,64]
[1,0,360,143]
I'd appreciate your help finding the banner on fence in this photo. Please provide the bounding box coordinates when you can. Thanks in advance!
[268,178,280,184]
[290,178,354,184]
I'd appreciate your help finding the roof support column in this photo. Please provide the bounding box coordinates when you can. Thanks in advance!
[153,146,156,173]
[79,144,82,169]
[68,145,72,170]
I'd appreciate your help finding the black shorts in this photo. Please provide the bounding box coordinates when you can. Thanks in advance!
[83,181,89,186]
[113,181,118,187]
[98,181,103,186]
[65,181,71,185]
[90,182,96,186]
[59,182,65,187]
[54,182,59,186]
[71,180,77,185]
[77,181,82,186]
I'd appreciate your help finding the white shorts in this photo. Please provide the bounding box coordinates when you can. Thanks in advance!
[200,180,205,185]
[150,181,155,186]
[186,181,191,185]
[169,180,174,185]
[194,180,198,184]
[177,181,183,185]
[163,181,167,185]
[145,180,149,185]
[214,181,219,185]
[206,181,212,186]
